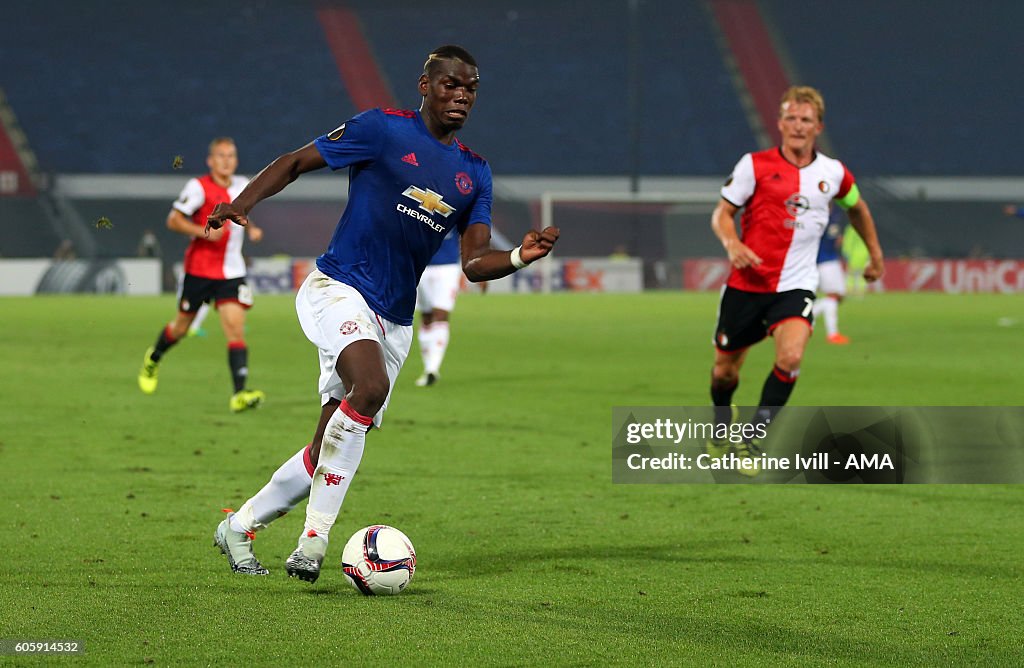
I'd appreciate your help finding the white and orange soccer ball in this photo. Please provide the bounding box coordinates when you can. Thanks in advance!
[341,525,417,596]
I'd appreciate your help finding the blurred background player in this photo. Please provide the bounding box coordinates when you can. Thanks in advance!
[415,228,461,386]
[206,45,559,581]
[706,86,885,472]
[813,206,849,344]
[136,137,266,413]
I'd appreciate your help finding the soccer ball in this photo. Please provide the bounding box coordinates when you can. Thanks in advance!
[341,525,417,595]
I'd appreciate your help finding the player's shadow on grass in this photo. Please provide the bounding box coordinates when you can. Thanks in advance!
[300,583,439,598]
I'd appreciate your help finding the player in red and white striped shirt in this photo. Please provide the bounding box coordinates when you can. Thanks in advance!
[707,87,885,471]
[136,137,266,413]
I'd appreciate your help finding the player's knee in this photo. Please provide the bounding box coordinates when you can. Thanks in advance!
[348,377,389,416]
[776,350,803,372]
[712,360,740,383]
[712,369,739,386]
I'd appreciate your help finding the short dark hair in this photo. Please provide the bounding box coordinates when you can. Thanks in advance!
[423,45,477,76]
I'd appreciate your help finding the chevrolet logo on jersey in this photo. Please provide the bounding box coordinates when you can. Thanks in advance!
[401,186,456,218]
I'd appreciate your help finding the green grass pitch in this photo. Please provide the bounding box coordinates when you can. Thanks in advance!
[1,292,1021,666]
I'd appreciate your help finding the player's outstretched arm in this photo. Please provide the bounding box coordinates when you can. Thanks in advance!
[208,143,327,229]
[846,199,885,282]
[711,199,762,269]
[461,223,559,282]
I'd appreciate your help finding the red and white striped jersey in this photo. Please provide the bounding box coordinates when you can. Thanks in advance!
[720,148,856,293]
[172,174,249,280]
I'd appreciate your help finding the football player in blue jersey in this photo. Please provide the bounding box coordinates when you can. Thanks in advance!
[206,45,559,582]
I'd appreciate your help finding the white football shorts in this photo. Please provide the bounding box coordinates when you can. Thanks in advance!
[295,269,412,427]
[416,263,462,313]
[816,259,846,296]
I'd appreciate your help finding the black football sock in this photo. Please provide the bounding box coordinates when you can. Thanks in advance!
[755,365,798,428]
[711,374,738,432]
[150,325,180,362]
[228,343,248,392]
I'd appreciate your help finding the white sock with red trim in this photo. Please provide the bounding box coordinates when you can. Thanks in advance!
[303,399,371,540]
[424,321,449,375]
[418,323,436,370]
[230,444,314,533]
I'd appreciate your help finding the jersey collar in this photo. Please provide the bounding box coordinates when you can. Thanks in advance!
[777,146,818,169]
[414,111,460,152]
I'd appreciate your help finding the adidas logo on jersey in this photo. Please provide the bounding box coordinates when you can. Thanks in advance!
[402,153,419,167]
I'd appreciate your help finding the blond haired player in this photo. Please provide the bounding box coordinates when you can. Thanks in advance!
[137,138,265,413]
[706,86,885,471]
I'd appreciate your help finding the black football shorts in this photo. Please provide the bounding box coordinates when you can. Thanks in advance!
[178,274,253,313]
[712,286,814,352]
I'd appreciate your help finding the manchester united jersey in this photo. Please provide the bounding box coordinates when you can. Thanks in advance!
[173,174,249,280]
[720,148,858,293]
[428,228,461,266]
[314,108,492,325]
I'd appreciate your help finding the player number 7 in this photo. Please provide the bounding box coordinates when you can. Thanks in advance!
[802,297,814,318]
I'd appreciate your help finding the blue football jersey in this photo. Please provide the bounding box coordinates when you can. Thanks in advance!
[817,206,846,264]
[428,228,461,266]
[313,108,492,325]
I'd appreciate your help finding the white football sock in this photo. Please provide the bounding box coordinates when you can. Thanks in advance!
[417,323,435,370]
[303,400,371,540]
[814,296,839,336]
[230,445,314,533]
[424,321,449,375]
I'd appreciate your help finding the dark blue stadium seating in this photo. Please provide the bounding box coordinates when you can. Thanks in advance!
[0,0,354,175]
[633,2,754,176]
[1,0,1019,175]
[354,1,753,175]
[763,0,1022,175]
[0,0,751,175]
